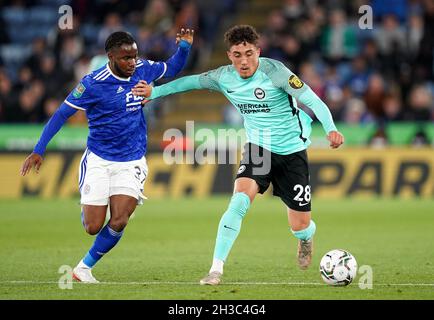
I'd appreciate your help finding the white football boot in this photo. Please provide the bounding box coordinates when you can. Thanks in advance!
[199,271,222,285]
[72,265,99,283]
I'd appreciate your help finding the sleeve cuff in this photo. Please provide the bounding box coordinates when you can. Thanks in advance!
[33,146,45,156]
[178,40,191,50]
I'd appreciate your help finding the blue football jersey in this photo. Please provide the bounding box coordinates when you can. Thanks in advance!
[64,59,167,161]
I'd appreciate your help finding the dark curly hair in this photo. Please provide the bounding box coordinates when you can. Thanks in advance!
[224,25,260,49]
[105,31,136,53]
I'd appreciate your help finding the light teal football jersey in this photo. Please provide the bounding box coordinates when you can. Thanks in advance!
[151,57,337,155]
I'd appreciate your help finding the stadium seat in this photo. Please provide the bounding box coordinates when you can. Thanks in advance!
[81,24,100,45]
[0,44,32,65]
[1,7,26,25]
[28,6,58,25]
[38,0,72,6]
[0,44,32,80]
[31,24,54,39]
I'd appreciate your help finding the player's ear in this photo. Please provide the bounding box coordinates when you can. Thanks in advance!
[107,50,114,62]
[227,50,233,62]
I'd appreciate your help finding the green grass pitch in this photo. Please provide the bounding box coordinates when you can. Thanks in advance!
[0,196,433,300]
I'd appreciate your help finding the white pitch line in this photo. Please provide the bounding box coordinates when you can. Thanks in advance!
[1,280,434,287]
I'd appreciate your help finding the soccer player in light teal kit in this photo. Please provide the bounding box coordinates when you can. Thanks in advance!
[133,25,344,285]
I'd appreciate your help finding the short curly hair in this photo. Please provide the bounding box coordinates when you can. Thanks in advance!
[224,25,260,49]
[105,31,136,53]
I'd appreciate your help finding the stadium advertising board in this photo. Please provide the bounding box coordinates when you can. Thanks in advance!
[1,148,433,199]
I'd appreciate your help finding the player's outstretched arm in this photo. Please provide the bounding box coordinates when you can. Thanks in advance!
[134,66,223,101]
[133,74,204,100]
[20,103,77,176]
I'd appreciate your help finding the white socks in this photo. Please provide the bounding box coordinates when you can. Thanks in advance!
[209,258,224,274]
[77,259,91,269]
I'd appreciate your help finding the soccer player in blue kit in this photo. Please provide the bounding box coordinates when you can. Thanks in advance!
[20,29,194,283]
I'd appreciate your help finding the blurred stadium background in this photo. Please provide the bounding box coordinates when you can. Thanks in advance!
[0,0,433,300]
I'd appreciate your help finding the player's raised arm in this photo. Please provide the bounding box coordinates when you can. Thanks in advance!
[161,28,194,78]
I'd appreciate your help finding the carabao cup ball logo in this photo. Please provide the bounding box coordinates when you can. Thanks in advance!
[254,88,265,100]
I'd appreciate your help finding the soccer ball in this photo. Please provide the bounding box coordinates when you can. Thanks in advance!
[319,249,357,286]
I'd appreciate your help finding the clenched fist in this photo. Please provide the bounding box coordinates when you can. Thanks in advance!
[327,131,344,149]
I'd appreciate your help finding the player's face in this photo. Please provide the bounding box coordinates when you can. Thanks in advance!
[108,43,138,78]
[227,42,260,79]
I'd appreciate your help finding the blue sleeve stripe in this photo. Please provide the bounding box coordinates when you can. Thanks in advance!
[64,100,85,111]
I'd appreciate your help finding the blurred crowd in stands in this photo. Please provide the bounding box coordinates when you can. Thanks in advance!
[256,0,433,129]
[0,0,433,143]
[0,0,239,123]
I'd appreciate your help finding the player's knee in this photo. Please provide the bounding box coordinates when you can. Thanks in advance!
[234,178,259,203]
[85,223,103,235]
[109,216,129,232]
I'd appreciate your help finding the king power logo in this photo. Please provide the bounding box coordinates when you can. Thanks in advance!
[125,91,144,111]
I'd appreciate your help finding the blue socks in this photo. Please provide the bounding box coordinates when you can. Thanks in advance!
[291,220,316,241]
[82,224,123,268]
[213,192,251,262]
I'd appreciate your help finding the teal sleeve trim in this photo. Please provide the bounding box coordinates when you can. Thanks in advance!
[298,88,337,134]
[151,75,203,99]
